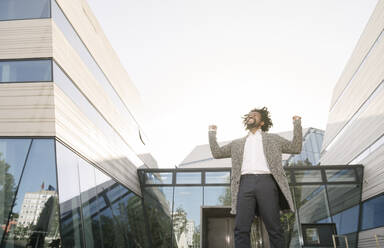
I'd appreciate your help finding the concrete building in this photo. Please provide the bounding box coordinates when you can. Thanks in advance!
[320,0,384,246]
[0,0,156,247]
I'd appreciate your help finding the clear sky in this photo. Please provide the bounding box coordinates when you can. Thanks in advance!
[87,0,378,168]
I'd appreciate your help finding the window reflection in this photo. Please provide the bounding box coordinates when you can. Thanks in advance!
[145,172,173,185]
[56,142,84,248]
[176,172,201,184]
[2,139,61,247]
[78,159,102,248]
[174,187,202,248]
[204,186,230,206]
[205,171,230,184]
[0,0,50,21]
[142,186,174,247]
[293,185,331,223]
[56,141,149,247]
[0,59,52,83]
[0,139,32,241]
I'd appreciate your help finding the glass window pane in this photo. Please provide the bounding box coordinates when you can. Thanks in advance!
[145,172,173,184]
[56,142,84,248]
[176,172,201,184]
[294,170,322,183]
[0,60,52,83]
[326,169,356,182]
[2,139,61,247]
[205,171,230,184]
[293,185,331,223]
[0,0,50,21]
[332,205,359,234]
[361,194,384,230]
[142,186,174,247]
[174,187,202,248]
[0,139,32,241]
[327,185,361,214]
[78,160,102,248]
[204,186,230,206]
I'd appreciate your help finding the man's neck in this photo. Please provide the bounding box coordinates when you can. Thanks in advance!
[250,127,261,134]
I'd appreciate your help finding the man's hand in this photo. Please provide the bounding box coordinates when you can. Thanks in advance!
[209,125,217,131]
[292,116,301,121]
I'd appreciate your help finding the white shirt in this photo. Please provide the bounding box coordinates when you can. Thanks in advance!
[241,130,271,175]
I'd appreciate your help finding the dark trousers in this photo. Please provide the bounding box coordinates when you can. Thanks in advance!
[234,174,284,248]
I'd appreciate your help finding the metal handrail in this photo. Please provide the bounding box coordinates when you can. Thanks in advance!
[332,234,349,248]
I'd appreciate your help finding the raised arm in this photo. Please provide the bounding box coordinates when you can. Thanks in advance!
[208,125,232,159]
[275,116,302,154]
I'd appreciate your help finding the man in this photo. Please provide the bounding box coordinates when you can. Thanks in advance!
[208,107,302,248]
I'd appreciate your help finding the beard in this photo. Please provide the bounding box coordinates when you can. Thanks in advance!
[246,118,261,130]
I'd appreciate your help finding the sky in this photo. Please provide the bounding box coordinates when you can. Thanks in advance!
[86,0,379,168]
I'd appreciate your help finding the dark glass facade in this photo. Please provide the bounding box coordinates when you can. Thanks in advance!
[0,138,149,248]
[361,193,384,231]
[139,170,232,248]
[139,166,364,248]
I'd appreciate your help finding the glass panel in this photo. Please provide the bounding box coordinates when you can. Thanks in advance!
[176,172,201,184]
[174,187,202,248]
[293,185,331,223]
[78,159,102,248]
[326,169,356,182]
[204,186,230,206]
[361,194,384,231]
[145,172,173,184]
[205,171,230,184]
[2,139,61,247]
[98,181,149,247]
[0,139,31,241]
[142,186,174,247]
[0,0,50,21]
[56,142,84,248]
[294,170,322,183]
[332,205,359,234]
[0,60,52,83]
[327,185,361,215]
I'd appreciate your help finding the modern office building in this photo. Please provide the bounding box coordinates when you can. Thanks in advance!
[319,0,384,246]
[0,0,156,247]
[285,128,324,166]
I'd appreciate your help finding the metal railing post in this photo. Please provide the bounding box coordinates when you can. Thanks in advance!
[332,234,349,248]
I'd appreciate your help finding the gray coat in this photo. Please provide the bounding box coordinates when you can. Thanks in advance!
[208,119,302,215]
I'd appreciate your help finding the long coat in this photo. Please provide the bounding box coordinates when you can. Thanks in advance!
[208,119,302,215]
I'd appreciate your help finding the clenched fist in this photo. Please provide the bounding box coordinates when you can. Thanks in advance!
[209,125,217,131]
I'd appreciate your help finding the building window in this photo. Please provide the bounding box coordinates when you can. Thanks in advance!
[0,0,51,21]
[0,59,52,83]
[361,194,384,231]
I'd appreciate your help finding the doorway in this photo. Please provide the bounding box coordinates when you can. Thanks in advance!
[201,207,268,248]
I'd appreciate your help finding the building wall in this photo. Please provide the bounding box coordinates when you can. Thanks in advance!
[0,0,156,196]
[320,0,384,246]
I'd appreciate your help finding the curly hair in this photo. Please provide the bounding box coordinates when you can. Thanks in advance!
[242,107,273,132]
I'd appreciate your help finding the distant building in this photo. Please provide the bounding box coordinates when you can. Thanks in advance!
[18,189,57,227]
